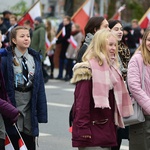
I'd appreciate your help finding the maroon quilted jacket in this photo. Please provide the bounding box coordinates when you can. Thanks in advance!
[71,65,117,147]
[0,61,19,124]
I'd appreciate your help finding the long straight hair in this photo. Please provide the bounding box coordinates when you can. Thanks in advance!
[82,29,118,66]
[10,26,29,66]
[136,28,150,65]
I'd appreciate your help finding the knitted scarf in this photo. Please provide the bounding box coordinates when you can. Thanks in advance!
[89,57,133,128]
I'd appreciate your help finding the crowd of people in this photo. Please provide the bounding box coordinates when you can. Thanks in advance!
[0,8,150,150]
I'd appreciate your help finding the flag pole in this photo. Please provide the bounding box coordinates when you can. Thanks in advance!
[4,0,41,35]
[48,0,90,50]
[139,8,150,25]
[17,0,41,23]
[5,132,15,150]
[14,124,27,149]
[54,0,90,41]
[71,0,89,20]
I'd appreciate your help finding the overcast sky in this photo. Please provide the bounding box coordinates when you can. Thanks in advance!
[0,0,32,13]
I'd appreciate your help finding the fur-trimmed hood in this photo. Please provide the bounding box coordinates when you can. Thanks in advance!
[70,61,92,84]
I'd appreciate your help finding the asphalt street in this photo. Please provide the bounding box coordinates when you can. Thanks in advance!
[36,70,129,150]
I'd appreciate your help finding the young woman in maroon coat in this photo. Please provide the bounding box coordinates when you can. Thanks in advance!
[70,29,133,150]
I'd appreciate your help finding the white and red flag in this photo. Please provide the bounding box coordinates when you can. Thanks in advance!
[111,4,126,20]
[45,34,51,49]
[5,135,15,150]
[13,124,28,150]
[62,26,66,37]
[18,138,28,150]
[48,0,94,50]
[72,0,95,33]
[68,35,78,49]
[18,0,41,28]
[139,8,150,29]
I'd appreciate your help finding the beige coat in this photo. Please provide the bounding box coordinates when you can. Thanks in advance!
[66,32,83,59]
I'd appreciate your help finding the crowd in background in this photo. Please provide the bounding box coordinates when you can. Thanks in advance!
[0,8,149,150]
[0,10,144,83]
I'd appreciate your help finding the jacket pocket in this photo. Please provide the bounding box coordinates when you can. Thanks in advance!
[90,118,117,146]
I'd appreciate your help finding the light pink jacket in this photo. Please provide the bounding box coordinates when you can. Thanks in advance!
[127,51,150,115]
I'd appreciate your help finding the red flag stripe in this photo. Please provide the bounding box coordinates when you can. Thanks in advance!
[18,138,24,147]
[68,36,78,49]
[139,8,150,29]
[18,13,34,27]
[72,0,94,34]
[17,1,41,28]
[72,9,89,33]
[5,135,15,150]
[112,12,121,20]
[5,136,10,145]
[140,17,149,29]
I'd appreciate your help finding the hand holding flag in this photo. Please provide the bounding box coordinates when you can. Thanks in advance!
[111,4,126,20]
[118,4,126,13]
[14,124,28,150]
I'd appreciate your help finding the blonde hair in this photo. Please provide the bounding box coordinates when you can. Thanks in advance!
[82,29,118,66]
[136,28,150,65]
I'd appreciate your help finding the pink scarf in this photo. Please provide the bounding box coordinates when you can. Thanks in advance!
[89,58,133,127]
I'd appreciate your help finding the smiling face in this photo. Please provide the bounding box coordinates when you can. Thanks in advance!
[106,35,117,60]
[111,23,123,41]
[12,29,30,53]
[146,33,150,52]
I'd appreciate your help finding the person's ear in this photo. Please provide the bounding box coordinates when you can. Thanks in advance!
[12,38,16,45]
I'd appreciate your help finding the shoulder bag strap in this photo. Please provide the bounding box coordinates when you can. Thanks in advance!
[142,62,145,90]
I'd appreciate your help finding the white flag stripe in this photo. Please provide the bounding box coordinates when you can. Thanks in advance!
[62,26,66,37]
[83,0,94,17]
[29,1,41,20]
[5,144,15,150]
[45,34,51,47]
[19,138,28,150]
[5,134,15,150]
[51,37,57,45]
[20,146,28,150]
[69,35,78,48]
[147,12,150,20]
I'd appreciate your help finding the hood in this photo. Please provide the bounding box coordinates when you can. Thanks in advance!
[34,23,45,30]
[70,61,92,84]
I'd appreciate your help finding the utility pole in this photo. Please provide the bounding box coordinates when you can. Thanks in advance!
[32,0,35,5]
[100,0,104,17]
